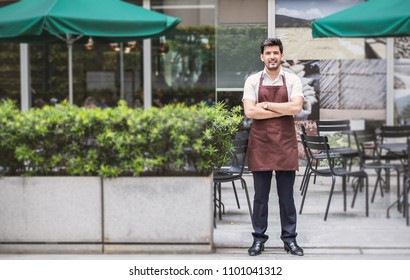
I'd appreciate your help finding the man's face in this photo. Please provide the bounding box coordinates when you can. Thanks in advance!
[260,45,283,71]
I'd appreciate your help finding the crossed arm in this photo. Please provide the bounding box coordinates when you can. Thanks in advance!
[243,96,304,120]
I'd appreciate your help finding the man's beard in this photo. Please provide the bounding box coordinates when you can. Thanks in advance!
[266,62,280,71]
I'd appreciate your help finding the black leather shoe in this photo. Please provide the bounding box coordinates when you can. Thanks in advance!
[248,241,264,256]
[284,241,304,256]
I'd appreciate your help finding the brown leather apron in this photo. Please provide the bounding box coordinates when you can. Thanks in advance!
[247,73,299,171]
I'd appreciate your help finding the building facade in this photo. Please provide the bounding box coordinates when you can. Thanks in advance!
[1,0,410,125]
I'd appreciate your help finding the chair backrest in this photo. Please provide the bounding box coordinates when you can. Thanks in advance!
[234,128,250,140]
[299,123,307,135]
[353,130,378,163]
[316,120,352,147]
[379,125,410,143]
[300,134,333,172]
[226,138,248,175]
[316,120,351,134]
[299,132,313,166]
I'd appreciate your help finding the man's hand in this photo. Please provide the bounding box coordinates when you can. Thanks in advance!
[243,99,283,120]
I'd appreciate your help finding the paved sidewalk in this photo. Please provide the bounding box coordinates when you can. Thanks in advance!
[0,172,409,260]
[212,172,410,259]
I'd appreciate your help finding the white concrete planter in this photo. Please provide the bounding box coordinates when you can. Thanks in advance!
[0,176,103,253]
[103,176,213,253]
[0,175,213,254]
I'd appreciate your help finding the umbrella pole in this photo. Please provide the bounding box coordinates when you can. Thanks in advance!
[68,42,73,104]
[60,34,82,105]
[120,42,125,100]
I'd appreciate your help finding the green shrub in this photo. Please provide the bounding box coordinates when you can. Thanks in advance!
[0,99,243,177]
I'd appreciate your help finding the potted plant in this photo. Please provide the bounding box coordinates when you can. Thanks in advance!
[0,99,242,253]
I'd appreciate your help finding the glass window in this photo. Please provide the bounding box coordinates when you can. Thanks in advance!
[394,37,410,124]
[151,0,216,106]
[0,0,144,108]
[216,0,267,91]
[0,44,19,103]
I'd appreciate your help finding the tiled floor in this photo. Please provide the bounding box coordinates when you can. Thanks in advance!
[213,171,410,259]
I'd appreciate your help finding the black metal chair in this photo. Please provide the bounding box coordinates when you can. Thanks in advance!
[213,137,252,224]
[378,126,410,162]
[316,120,359,178]
[298,124,310,193]
[353,130,404,206]
[377,125,410,201]
[378,125,410,164]
[394,137,410,226]
[316,120,356,151]
[300,134,369,221]
[403,138,410,226]
[298,123,327,194]
[300,121,359,195]
[385,136,410,224]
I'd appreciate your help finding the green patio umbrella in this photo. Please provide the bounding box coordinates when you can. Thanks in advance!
[312,0,410,38]
[0,0,181,104]
[311,0,410,125]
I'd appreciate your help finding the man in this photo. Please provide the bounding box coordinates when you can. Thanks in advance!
[242,38,304,256]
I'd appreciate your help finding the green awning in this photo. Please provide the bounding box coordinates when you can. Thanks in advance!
[0,0,182,44]
[312,0,410,38]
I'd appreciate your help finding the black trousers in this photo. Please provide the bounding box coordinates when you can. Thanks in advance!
[251,170,297,244]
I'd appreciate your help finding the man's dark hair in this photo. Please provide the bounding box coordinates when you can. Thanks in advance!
[260,38,283,54]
